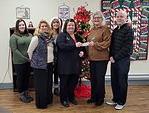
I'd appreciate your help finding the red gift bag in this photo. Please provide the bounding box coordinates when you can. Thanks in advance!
[74,83,91,99]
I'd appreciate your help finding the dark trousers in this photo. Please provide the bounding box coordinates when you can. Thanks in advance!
[53,61,59,85]
[33,63,53,108]
[47,63,53,103]
[14,62,30,93]
[111,57,130,105]
[90,60,108,103]
[59,74,79,103]
[53,46,59,86]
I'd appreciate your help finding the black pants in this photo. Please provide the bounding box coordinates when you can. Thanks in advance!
[33,63,53,108]
[59,74,79,103]
[53,46,59,86]
[14,62,30,93]
[111,57,130,105]
[90,60,108,103]
[53,61,59,85]
[47,63,53,103]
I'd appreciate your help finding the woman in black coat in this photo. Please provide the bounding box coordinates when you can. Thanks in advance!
[56,19,84,107]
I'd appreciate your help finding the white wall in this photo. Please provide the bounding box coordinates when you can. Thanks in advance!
[0,0,149,83]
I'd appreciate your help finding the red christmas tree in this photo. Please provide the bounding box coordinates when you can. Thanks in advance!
[74,6,91,39]
[74,6,91,79]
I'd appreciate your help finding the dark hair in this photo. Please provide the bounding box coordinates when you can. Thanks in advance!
[15,19,29,35]
[63,18,77,33]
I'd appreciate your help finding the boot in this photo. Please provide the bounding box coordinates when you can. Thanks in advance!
[24,90,33,101]
[19,92,31,103]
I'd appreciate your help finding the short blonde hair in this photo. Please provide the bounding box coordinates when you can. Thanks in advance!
[34,20,51,36]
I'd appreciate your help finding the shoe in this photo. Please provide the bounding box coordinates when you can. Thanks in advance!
[24,91,33,101]
[19,92,31,103]
[61,101,70,107]
[115,104,125,110]
[36,106,47,109]
[95,100,104,106]
[70,99,78,105]
[87,99,95,104]
[54,88,60,96]
[106,101,117,105]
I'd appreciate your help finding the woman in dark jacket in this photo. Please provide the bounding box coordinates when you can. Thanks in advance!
[56,19,84,107]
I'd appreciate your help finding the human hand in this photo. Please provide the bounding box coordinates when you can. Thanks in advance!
[79,51,84,57]
[76,42,82,47]
[110,57,115,63]
[89,41,94,47]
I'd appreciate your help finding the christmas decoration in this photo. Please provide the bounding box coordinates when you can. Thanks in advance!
[74,6,91,38]
[74,6,91,79]
[101,0,149,60]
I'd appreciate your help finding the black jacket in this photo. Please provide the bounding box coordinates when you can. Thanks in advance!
[110,23,134,61]
[56,32,83,75]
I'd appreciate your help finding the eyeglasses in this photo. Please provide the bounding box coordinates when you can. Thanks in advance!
[93,17,102,19]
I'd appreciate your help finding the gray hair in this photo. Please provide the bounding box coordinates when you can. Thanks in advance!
[92,11,106,26]
[116,10,128,18]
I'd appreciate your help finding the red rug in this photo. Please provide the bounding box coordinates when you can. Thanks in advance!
[74,84,91,99]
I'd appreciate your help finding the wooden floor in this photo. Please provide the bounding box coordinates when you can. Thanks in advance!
[0,85,149,113]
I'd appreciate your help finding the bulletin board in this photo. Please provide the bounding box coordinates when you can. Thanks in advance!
[101,0,149,60]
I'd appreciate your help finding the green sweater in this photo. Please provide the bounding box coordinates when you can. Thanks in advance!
[10,33,32,64]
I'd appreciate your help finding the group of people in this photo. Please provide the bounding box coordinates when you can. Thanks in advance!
[10,18,62,108]
[10,10,134,110]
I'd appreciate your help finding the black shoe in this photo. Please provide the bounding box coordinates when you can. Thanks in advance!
[54,88,60,96]
[19,92,31,103]
[95,100,104,106]
[70,99,78,105]
[87,99,95,104]
[61,101,70,107]
[36,106,47,109]
[24,91,33,101]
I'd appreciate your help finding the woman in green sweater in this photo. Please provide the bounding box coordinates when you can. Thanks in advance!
[9,19,33,103]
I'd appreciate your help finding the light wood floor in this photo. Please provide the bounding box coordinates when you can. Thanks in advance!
[0,85,149,113]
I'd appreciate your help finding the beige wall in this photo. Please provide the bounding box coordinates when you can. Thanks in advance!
[0,0,149,83]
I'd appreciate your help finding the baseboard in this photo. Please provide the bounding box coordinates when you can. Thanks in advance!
[82,74,149,85]
[0,75,149,89]
[0,83,13,89]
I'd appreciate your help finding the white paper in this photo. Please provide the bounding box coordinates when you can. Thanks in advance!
[82,42,89,47]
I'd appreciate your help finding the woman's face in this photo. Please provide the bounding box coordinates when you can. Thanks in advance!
[92,14,103,27]
[66,22,75,33]
[18,21,25,33]
[52,19,60,30]
[39,23,49,33]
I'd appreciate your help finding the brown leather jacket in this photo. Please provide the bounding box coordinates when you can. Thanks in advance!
[87,25,111,61]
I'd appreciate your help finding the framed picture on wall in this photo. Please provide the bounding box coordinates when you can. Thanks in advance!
[58,3,70,21]
[16,7,30,19]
